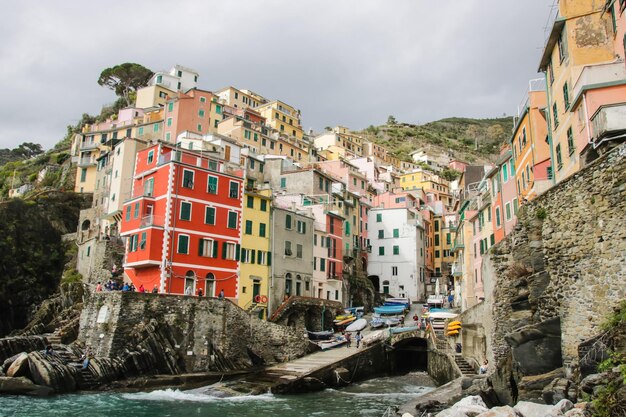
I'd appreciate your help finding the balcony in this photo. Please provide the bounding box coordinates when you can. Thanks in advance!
[572,62,626,106]
[78,157,97,167]
[132,184,156,199]
[140,215,164,228]
[591,104,626,142]
[451,263,465,277]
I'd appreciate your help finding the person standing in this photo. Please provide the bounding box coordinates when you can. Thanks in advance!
[344,331,351,348]
[151,285,158,294]
[95,282,103,292]
[355,331,362,348]
[218,289,225,299]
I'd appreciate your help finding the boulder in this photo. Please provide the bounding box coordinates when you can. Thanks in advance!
[505,317,562,376]
[436,396,488,417]
[0,376,54,396]
[579,372,608,394]
[6,353,30,378]
[514,401,554,417]
[542,378,575,404]
[563,409,584,417]
[27,351,77,393]
[518,368,564,401]
[476,406,520,417]
[552,399,574,414]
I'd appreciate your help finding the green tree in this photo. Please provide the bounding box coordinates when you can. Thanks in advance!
[387,115,397,125]
[440,167,461,181]
[97,63,153,106]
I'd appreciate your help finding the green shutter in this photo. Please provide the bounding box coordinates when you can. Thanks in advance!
[213,240,219,258]
[245,220,253,234]
[302,222,306,234]
[235,244,241,261]
[198,238,204,256]
[181,202,191,220]
[251,249,256,264]
[267,252,272,266]
[206,207,215,224]
[222,242,227,259]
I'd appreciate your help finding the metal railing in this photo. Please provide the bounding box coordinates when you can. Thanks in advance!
[140,215,164,228]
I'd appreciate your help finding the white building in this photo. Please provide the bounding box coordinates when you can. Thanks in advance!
[149,64,198,92]
[367,207,426,302]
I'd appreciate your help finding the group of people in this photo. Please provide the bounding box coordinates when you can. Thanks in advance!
[343,330,363,348]
[412,314,432,330]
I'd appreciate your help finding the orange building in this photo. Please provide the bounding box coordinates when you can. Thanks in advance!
[511,83,551,201]
[163,89,224,143]
[120,143,244,298]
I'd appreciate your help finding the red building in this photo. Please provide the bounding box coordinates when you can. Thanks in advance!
[120,143,244,298]
[326,212,344,281]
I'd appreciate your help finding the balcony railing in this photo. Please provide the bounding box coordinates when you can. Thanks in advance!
[140,215,164,228]
[80,142,98,151]
[78,157,96,167]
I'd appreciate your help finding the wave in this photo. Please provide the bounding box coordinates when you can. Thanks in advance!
[122,389,279,403]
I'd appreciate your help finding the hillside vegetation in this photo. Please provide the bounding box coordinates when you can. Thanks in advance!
[359,116,514,165]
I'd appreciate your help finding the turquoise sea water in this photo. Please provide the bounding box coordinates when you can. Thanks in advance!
[0,372,434,417]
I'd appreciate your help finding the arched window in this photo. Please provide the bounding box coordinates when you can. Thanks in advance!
[184,270,195,295]
[81,220,90,231]
[205,273,215,297]
[285,273,292,296]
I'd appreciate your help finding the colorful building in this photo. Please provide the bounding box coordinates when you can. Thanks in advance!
[511,82,551,201]
[120,143,244,298]
[257,100,303,140]
[539,0,622,183]
[239,189,272,318]
[162,89,223,142]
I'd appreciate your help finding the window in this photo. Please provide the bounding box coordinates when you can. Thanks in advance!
[134,202,140,218]
[378,230,384,239]
[567,127,575,155]
[558,28,567,62]
[496,207,501,227]
[296,244,303,258]
[435,250,440,258]
[393,245,399,255]
[229,181,239,198]
[480,239,485,255]
[376,213,382,222]
[553,103,559,128]
[227,211,238,229]
[297,220,306,234]
[207,176,218,194]
[153,123,159,132]
[285,241,292,256]
[393,228,399,238]
[197,124,202,132]
[513,198,519,215]
[320,258,326,272]
[379,246,385,255]
[563,82,570,109]
[434,221,439,232]
[180,201,192,221]
[258,251,267,265]
[247,196,254,208]
[260,199,267,211]
[200,96,206,103]
[125,206,131,222]
[505,202,512,221]
[177,235,189,254]
[198,109,205,118]
[548,62,554,85]
[80,168,87,182]
[223,242,237,260]
[490,234,495,246]
[138,126,144,135]
[182,170,194,188]
[556,144,563,170]
[280,178,286,188]
[147,150,154,164]
[285,214,292,229]
[167,102,173,112]
[167,117,172,127]
[259,223,266,237]
[245,220,253,235]
[205,206,216,225]
[199,238,217,258]
[392,266,398,276]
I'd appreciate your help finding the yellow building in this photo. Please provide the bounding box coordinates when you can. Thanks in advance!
[239,189,272,319]
[433,214,455,281]
[539,1,617,184]
[400,169,452,208]
[257,100,304,140]
[215,86,268,110]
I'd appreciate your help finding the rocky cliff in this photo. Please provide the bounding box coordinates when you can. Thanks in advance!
[461,143,626,406]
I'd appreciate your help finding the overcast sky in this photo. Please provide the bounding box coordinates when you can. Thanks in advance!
[0,0,555,149]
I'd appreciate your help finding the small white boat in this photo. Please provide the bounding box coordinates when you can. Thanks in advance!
[345,318,367,332]
[370,317,385,328]
[318,338,347,350]
[385,317,401,327]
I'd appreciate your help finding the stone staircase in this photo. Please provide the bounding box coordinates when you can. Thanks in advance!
[44,332,62,346]
[454,355,475,375]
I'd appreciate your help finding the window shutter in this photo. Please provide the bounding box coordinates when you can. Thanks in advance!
[251,249,256,264]
[198,238,204,256]
[235,244,241,261]
[302,222,306,234]
[267,252,272,266]
[222,242,227,259]
[213,240,219,258]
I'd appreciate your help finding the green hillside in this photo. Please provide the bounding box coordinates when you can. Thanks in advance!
[358,116,514,165]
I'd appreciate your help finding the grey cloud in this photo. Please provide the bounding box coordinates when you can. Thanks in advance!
[0,0,553,149]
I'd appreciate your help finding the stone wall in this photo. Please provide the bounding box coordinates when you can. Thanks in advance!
[474,143,626,402]
[428,349,462,385]
[78,292,311,374]
[459,301,489,367]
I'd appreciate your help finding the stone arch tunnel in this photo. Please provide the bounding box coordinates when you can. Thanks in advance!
[388,336,429,373]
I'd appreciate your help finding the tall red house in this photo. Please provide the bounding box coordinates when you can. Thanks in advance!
[120,143,244,298]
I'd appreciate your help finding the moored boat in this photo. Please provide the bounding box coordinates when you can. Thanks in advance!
[374,305,406,315]
[345,318,367,332]
[307,330,334,340]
